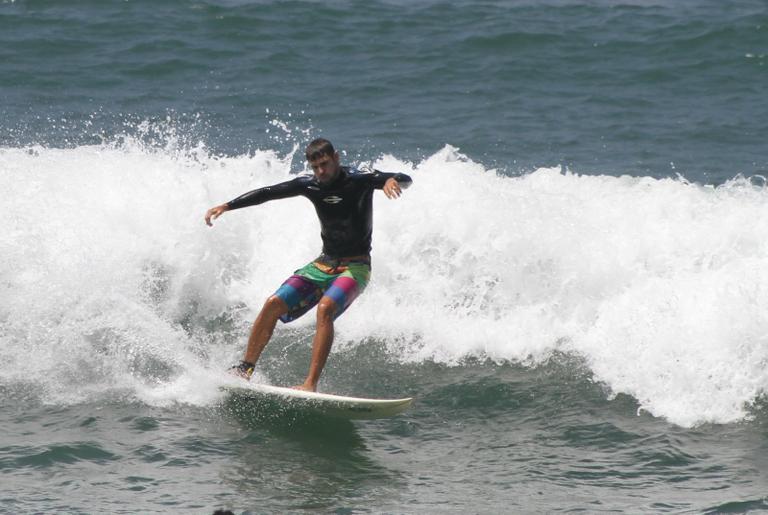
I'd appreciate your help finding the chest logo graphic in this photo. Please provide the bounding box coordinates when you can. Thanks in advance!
[323,196,343,204]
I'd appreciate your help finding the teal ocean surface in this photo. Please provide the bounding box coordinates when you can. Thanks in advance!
[2,1,768,513]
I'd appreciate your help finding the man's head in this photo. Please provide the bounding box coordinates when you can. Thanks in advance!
[306,138,340,185]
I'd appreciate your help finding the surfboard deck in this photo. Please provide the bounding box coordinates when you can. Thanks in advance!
[221,382,413,419]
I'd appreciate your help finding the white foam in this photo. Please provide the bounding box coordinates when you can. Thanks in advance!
[2,140,767,426]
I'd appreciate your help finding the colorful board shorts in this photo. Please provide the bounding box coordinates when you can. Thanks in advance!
[274,258,371,323]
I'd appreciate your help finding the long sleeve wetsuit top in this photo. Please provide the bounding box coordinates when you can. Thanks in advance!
[225,167,412,259]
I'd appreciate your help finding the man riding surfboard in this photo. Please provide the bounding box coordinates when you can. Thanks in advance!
[204,138,412,391]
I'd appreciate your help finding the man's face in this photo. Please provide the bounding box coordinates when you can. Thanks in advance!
[309,152,341,184]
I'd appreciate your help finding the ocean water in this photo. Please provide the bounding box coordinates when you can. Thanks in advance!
[2,0,768,513]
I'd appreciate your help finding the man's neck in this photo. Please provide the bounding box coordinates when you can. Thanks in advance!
[317,166,346,188]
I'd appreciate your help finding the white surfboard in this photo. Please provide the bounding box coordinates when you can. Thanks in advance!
[221,382,413,419]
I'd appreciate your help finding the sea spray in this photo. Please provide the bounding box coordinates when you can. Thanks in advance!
[2,141,767,426]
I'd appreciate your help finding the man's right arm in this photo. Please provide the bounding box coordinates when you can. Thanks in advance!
[204,177,304,227]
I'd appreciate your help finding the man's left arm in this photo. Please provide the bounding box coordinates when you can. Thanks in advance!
[369,169,413,199]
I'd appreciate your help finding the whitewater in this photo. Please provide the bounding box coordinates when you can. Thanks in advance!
[2,140,767,428]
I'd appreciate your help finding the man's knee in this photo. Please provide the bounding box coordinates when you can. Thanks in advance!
[263,295,288,317]
[316,297,337,321]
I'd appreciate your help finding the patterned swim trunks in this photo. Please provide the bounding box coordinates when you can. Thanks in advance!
[274,257,371,323]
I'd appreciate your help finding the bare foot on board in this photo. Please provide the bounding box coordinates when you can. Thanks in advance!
[291,382,317,392]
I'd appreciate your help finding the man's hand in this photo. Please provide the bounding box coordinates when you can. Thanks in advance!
[205,204,230,226]
[383,178,404,199]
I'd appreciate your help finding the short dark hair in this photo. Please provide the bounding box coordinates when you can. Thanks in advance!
[305,138,335,161]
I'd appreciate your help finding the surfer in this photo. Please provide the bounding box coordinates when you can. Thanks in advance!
[204,138,412,392]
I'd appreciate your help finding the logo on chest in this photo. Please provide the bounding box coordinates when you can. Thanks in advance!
[322,195,343,204]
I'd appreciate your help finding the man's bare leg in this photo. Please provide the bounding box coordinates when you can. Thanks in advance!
[293,296,338,392]
[231,295,288,379]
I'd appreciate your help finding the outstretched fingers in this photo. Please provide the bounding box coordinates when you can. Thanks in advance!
[204,208,216,226]
[204,205,228,226]
[383,179,402,199]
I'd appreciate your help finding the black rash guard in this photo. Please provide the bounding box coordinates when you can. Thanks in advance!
[225,167,413,259]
